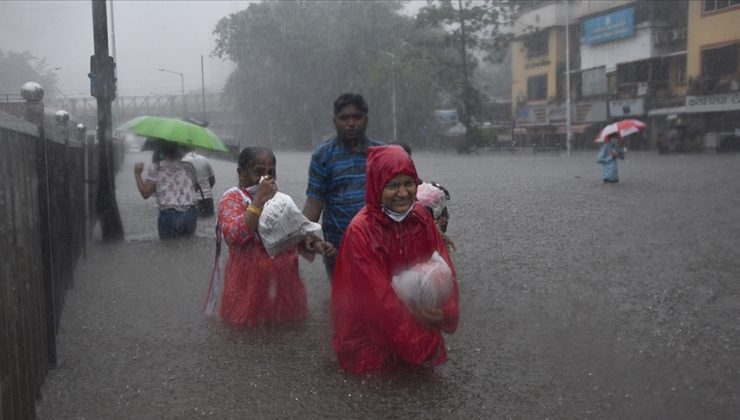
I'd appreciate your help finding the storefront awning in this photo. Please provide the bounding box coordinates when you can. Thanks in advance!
[647,106,687,116]
[555,124,592,134]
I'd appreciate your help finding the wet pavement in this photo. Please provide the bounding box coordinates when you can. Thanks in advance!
[37,150,740,419]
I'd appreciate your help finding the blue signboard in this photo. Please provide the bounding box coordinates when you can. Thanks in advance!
[583,7,634,45]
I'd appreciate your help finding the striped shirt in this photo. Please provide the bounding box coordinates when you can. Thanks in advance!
[307,136,384,248]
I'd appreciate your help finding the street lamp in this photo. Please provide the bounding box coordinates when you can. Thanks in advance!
[367,48,397,142]
[158,68,185,113]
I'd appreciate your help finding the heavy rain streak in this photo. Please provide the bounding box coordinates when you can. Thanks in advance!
[1,0,739,418]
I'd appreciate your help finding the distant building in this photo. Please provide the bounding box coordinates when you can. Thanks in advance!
[511,1,691,150]
[650,0,740,151]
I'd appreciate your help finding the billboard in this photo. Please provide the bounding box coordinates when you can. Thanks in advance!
[582,7,634,45]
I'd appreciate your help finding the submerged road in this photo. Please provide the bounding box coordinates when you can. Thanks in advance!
[37,150,740,419]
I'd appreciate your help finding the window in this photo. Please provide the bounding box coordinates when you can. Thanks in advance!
[581,67,607,97]
[618,59,670,85]
[617,61,650,84]
[526,31,548,58]
[702,44,739,79]
[527,75,548,100]
[704,0,740,12]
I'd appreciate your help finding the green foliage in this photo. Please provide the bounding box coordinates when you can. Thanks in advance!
[417,0,517,64]
[415,0,517,151]
[213,0,430,149]
[0,50,58,96]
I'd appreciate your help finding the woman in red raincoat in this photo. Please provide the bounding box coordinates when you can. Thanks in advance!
[332,145,459,374]
[218,147,334,326]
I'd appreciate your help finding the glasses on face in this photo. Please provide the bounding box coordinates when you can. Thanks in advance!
[384,178,416,192]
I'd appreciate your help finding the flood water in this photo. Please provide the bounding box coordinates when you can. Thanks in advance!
[37,150,740,419]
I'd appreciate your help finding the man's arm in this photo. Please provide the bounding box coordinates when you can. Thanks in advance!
[303,196,324,223]
[208,175,215,188]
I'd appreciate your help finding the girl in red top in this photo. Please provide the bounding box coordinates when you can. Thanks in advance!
[218,147,334,326]
[332,145,460,373]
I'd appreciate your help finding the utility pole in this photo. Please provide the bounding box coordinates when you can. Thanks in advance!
[201,54,207,122]
[109,0,120,126]
[366,48,397,142]
[457,0,475,152]
[90,0,124,241]
[457,0,471,127]
[565,0,572,157]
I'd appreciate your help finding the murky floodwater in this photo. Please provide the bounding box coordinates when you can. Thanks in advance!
[37,150,740,418]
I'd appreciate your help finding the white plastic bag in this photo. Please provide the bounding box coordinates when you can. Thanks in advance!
[258,191,322,257]
[391,251,453,310]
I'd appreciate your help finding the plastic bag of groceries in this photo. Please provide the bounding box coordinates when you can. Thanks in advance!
[391,251,453,310]
[258,191,322,257]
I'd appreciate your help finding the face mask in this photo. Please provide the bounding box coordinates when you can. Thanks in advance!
[382,202,414,222]
[244,184,259,197]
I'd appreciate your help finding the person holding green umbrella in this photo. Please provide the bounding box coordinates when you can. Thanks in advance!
[134,140,200,239]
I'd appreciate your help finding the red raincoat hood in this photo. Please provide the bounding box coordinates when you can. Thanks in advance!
[365,145,420,213]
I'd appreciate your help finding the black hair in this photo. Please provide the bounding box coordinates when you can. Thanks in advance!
[238,146,275,170]
[333,93,369,115]
[389,141,412,156]
[152,139,182,162]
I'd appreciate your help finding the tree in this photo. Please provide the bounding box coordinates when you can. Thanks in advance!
[0,50,59,96]
[416,0,518,152]
[213,1,414,149]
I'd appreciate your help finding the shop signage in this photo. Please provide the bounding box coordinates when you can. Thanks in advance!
[685,93,740,113]
[583,7,634,45]
[609,98,645,117]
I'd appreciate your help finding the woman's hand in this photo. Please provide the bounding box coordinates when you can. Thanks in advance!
[410,305,444,329]
[304,235,336,257]
[252,176,277,207]
[133,162,154,199]
[314,241,336,257]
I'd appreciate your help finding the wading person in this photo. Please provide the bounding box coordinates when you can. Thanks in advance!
[303,93,383,278]
[217,147,334,326]
[182,149,216,217]
[331,145,459,374]
[134,141,199,239]
[597,133,625,183]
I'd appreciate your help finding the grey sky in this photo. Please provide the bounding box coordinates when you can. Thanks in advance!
[0,0,424,98]
[0,0,251,97]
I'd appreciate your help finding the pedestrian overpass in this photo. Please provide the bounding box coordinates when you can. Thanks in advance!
[46,93,242,150]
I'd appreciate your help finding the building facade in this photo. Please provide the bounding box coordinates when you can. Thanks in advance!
[510,1,735,151]
[652,0,740,152]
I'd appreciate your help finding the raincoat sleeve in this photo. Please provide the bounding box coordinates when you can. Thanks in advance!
[333,223,445,366]
[218,190,257,246]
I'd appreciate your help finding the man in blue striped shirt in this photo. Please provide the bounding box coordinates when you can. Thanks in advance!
[303,93,383,278]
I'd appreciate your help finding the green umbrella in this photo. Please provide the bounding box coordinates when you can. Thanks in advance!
[117,116,228,152]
